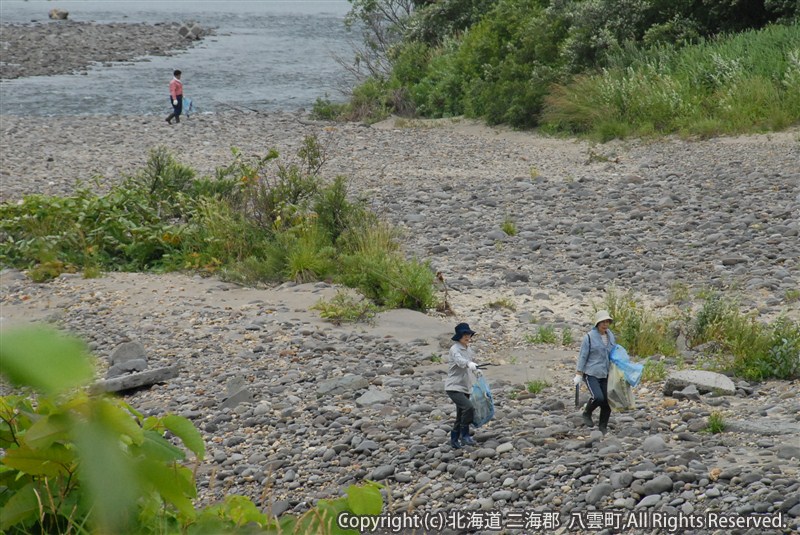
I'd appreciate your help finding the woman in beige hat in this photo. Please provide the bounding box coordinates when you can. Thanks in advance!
[574,310,616,434]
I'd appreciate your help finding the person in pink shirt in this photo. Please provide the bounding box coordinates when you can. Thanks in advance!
[165,69,183,124]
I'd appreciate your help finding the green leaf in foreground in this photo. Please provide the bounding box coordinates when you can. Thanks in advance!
[346,482,383,515]
[162,414,206,461]
[0,327,95,394]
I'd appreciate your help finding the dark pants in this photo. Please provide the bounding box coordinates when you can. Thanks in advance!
[583,375,611,428]
[446,390,473,431]
[170,95,183,117]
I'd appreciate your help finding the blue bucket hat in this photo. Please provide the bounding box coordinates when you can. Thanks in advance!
[451,322,476,341]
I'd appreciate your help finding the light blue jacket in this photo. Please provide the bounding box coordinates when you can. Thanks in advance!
[444,342,475,393]
[576,328,616,379]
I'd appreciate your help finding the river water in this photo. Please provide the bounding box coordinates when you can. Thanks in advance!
[0,0,356,116]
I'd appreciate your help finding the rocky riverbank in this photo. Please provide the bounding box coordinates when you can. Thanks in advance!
[3,15,798,533]
[1,111,799,534]
[0,21,208,79]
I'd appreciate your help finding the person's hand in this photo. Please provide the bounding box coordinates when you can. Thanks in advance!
[573,374,582,386]
[173,99,178,106]
[468,362,477,372]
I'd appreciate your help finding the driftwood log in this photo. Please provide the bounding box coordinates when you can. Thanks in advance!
[90,365,180,394]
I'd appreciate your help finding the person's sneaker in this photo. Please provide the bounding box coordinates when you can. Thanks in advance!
[599,425,608,435]
[582,413,594,428]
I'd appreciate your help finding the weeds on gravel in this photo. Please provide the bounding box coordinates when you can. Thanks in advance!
[487,298,516,311]
[689,293,800,380]
[641,358,668,383]
[312,290,379,325]
[501,216,517,236]
[525,325,558,345]
[706,411,726,434]
[0,326,384,534]
[0,139,438,312]
[600,287,800,381]
[526,379,550,394]
[602,286,677,358]
[543,24,800,140]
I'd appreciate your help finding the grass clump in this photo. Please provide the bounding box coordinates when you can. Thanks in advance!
[0,138,438,312]
[525,379,550,395]
[525,325,558,345]
[706,411,726,434]
[312,290,379,325]
[501,217,517,236]
[542,24,800,139]
[561,327,574,346]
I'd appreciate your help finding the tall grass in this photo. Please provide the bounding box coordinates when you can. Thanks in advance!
[543,24,800,139]
[690,294,800,380]
[0,141,439,312]
[602,286,677,358]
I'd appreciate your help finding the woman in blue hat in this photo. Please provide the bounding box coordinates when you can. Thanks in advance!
[445,322,479,449]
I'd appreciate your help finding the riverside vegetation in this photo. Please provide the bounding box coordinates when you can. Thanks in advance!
[1,138,797,382]
[2,132,799,533]
[317,0,799,140]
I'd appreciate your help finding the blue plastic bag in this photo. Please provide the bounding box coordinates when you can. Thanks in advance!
[183,97,194,117]
[471,374,494,427]
[610,345,643,387]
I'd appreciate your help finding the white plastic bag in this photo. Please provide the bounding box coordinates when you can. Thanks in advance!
[607,362,636,410]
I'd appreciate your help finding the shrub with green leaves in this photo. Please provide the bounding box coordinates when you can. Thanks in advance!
[0,326,384,534]
[682,293,800,381]
[0,139,439,312]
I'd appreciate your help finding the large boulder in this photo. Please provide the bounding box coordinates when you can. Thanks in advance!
[663,370,736,397]
[356,388,392,407]
[317,374,369,397]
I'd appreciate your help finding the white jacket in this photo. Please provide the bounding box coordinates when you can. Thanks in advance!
[444,342,475,393]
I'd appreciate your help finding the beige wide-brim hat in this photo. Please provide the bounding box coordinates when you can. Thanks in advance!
[594,310,613,327]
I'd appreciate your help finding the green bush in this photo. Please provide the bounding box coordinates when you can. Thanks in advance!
[641,357,668,383]
[311,95,348,120]
[688,293,800,380]
[0,326,384,534]
[346,0,798,132]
